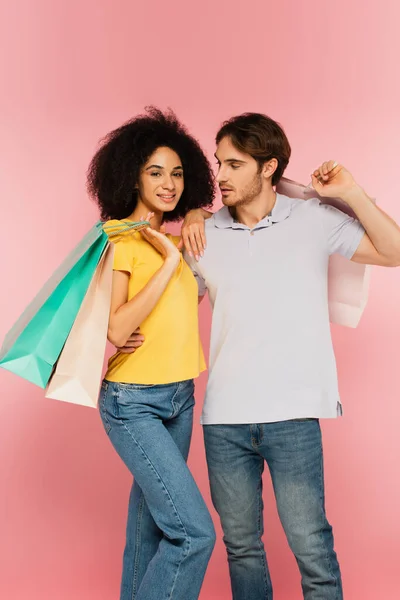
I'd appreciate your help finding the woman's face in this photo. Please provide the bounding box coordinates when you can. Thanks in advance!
[136,147,184,214]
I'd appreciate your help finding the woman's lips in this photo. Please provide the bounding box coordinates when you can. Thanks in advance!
[157,194,176,203]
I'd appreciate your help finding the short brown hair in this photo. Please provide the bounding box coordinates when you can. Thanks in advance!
[216,113,291,186]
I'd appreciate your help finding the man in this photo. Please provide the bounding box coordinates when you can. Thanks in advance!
[122,113,400,599]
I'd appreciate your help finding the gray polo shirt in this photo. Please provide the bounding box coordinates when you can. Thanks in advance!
[185,193,365,424]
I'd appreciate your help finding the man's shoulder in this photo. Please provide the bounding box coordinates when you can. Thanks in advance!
[205,214,218,228]
[283,194,320,210]
[285,195,323,220]
[205,206,231,230]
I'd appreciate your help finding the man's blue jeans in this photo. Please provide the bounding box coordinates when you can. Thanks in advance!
[99,379,215,600]
[203,419,342,600]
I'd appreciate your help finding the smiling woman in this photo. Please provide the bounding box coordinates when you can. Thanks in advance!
[85,107,217,600]
[138,147,184,214]
[87,105,214,222]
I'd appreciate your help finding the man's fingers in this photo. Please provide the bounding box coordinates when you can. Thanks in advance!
[330,162,342,177]
[195,230,205,256]
[313,161,340,183]
[122,339,143,347]
[124,336,144,344]
[189,231,200,260]
[181,230,193,257]
[319,165,328,180]
[200,226,207,251]
[117,339,144,352]
[311,173,323,188]
[129,332,145,340]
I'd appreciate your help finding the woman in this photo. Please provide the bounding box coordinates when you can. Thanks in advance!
[87,107,216,600]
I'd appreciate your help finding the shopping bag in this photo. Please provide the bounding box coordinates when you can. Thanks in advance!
[45,243,114,408]
[276,177,371,328]
[0,222,104,359]
[0,225,108,386]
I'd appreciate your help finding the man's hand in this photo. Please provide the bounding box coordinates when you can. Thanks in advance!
[311,160,360,203]
[116,327,145,354]
[178,208,212,260]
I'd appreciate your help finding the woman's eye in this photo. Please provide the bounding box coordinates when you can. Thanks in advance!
[231,165,240,170]
[150,172,161,177]
[173,172,183,177]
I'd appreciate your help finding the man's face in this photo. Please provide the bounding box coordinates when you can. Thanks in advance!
[215,136,262,208]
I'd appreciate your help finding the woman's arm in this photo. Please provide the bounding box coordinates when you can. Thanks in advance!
[108,228,181,347]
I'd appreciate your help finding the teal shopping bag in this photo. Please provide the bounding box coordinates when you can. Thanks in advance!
[0,224,108,388]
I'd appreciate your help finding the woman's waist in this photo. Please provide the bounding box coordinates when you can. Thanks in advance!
[106,340,205,384]
[138,307,199,336]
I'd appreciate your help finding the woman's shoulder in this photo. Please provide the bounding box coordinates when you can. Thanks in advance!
[102,220,142,244]
[166,234,181,247]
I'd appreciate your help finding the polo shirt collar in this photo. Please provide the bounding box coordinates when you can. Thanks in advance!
[214,193,293,230]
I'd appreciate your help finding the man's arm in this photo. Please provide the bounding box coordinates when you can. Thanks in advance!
[312,161,400,267]
[344,188,400,266]
[178,208,213,260]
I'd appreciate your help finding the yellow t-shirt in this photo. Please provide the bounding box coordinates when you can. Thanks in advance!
[104,220,206,384]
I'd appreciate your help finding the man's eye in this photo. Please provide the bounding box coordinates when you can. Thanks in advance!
[231,165,240,170]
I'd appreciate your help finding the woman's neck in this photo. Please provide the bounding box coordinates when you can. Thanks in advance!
[126,205,163,231]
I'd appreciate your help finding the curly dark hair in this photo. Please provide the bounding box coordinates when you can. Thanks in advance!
[87,106,215,221]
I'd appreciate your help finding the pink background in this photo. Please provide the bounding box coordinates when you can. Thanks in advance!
[1,1,400,598]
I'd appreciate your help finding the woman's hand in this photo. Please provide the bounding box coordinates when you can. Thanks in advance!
[140,224,181,267]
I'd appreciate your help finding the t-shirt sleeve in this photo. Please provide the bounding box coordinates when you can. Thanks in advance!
[318,202,365,259]
[183,249,207,296]
[103,219,135,274]
[112,240,134,274]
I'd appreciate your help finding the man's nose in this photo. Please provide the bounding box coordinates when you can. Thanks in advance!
[216,167,227,184]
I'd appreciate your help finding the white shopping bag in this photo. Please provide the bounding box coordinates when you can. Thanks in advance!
[276,177,371,328]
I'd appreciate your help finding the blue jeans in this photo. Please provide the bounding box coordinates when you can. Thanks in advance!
[203,419,343,600]
[99,379,215,600]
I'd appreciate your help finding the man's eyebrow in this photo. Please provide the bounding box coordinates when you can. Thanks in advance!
[214,154,246,164]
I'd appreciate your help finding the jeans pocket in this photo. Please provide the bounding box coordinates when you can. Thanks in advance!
[113,382,154,413]
[117,382,156,390]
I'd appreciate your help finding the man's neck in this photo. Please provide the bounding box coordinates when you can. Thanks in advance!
[230,188,277,229]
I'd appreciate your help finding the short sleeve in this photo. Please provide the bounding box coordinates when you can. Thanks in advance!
[103,219,135,274]
[183,250,207,296]
[112,240,133,274]
[318,202,365,259]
